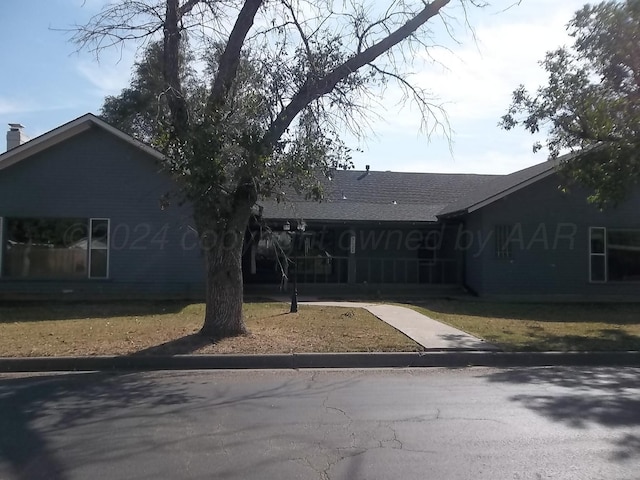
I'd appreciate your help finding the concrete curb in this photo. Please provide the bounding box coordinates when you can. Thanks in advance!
[0,351,639,372]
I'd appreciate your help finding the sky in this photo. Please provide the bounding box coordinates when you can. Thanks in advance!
[0,0,589,175]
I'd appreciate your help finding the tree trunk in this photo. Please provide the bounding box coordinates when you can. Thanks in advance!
[199,215,250,338]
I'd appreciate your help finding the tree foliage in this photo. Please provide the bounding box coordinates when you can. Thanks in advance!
[72,0,483,337]
[101,41,199,144]
[501,0,640,206]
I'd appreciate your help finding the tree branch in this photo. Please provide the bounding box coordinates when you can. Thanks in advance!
[164,0,189,133]
[369,63,449,140]
[179,0,202,17]
[207,0,264,113]
[282,0,316,75]
[262,0,450,150]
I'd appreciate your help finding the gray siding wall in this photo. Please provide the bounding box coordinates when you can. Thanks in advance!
[0,127,205,296]
[465,172,640,298]
[460,213,484,294]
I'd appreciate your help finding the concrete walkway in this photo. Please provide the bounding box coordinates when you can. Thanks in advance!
[300,301,500,351]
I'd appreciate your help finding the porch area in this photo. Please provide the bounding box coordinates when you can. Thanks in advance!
[243,222,463,289]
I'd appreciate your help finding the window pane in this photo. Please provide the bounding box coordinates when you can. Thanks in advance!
[607,230,640,282]
[89,249,108,278]
[91,219,109,249]
[590,228,605,254]
[3,218,88,278]
[89,219,109,278]
[590,255,606,282]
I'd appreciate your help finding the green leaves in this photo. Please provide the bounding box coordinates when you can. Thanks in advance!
[102,34,358,213]
[502,0,640,206]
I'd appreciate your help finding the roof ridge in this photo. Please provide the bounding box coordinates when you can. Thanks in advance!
[0,113,164,172]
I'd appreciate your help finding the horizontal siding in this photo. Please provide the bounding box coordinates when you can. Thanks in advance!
[467,173,640,297]
[461,213,484,294]
[0,127,205,292]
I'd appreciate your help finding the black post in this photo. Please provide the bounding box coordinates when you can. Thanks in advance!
[289,231,298,313]
[290,233,298,313]
[290,263,298,313]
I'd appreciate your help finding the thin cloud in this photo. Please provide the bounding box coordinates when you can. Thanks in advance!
[341,3,584,142]
[0,98,70,117]
[75,44,137,97]
[412,6,581,122]
[76,62,131,97]
[345,0,586,174]
[0,98,34,116]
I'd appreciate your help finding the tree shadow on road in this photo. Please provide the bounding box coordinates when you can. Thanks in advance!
[0,370,358,480]
[611,434,640,460]
[0,371,204,480]
[480,367,640,461]
[482,366,639,391]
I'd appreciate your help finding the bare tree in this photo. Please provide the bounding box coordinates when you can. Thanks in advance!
[72,0,484,338]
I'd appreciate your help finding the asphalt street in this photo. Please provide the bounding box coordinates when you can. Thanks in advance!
[0,367,638,480]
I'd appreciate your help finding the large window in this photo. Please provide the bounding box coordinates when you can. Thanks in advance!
[589,227,640,283]
[607,230,640,282]
[1,217,109,279]
[89,219,110,278]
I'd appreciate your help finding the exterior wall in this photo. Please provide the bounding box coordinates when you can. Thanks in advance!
[0,127,205,297]
[460,213,484,294]
[465,173,640,298]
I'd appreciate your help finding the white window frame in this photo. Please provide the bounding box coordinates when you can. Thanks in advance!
[589,226,607,283]
[88,218,110,279]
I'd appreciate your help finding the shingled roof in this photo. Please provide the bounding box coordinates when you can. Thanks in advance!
[260,158,567,223]
[438,159,559,217]
[260,169,497,223]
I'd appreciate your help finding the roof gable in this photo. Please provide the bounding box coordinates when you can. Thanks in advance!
[0,113,164,172]
[437,158,564,217]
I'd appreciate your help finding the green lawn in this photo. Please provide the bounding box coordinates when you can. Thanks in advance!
[410,300,640,351]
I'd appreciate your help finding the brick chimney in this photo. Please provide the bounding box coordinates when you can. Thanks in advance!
[7,123,29,151]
